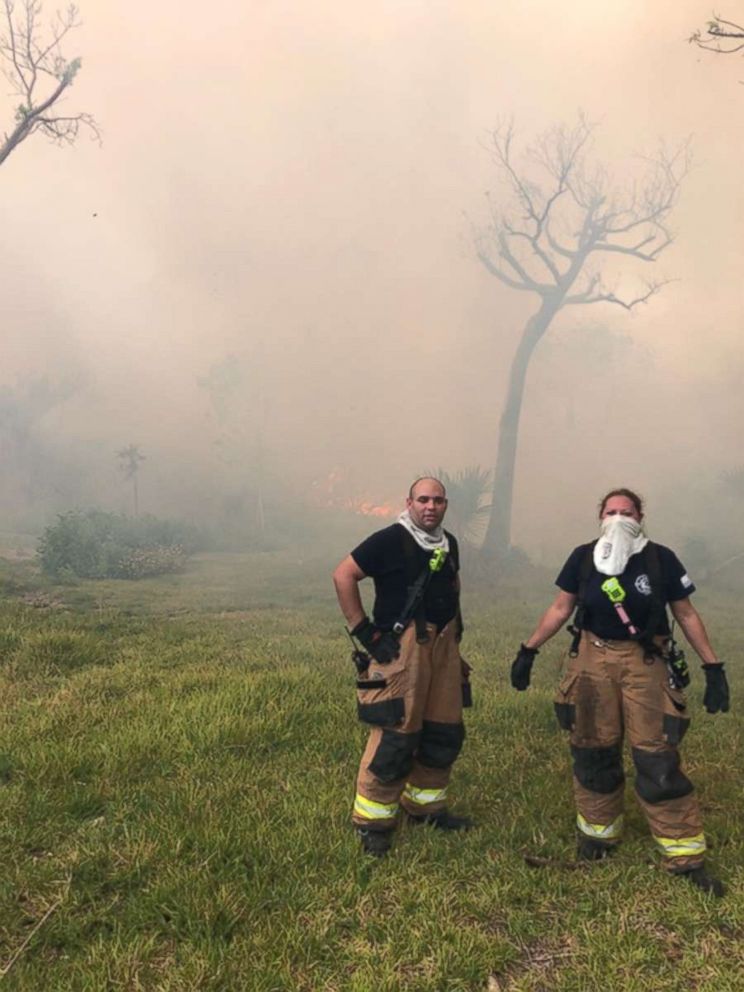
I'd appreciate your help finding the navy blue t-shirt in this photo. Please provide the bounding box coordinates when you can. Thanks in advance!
[556,541,695,640]
[351,524,460,631]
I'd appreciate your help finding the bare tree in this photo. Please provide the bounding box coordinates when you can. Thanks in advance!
[0,0,98,168]
[117,444,145,517]
[471,115,689,558]
[690,13,744,55]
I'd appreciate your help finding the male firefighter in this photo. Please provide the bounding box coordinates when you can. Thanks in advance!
[333,476,473,857]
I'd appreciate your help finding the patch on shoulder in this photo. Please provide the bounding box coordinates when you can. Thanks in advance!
[681,573,693,589]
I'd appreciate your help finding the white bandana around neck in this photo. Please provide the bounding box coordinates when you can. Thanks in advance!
[397,509,450,553]
[593,515,648,576]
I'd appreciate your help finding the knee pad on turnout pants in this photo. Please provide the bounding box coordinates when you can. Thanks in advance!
[571,744,625,794]
[368,730,421,784]
[632,747,694,804]
[416,719,465,769]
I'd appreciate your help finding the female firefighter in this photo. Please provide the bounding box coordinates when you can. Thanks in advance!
[510,488,730,896]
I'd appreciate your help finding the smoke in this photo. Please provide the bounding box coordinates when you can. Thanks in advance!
[1,0,742,563]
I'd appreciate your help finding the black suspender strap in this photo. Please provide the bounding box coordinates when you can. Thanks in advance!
[396,529,453,643]
[568,540,667,657]
[568,541,596,656]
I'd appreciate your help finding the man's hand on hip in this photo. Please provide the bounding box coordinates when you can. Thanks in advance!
[351,617,400,664]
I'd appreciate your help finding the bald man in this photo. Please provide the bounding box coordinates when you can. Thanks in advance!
[333,477,473,857]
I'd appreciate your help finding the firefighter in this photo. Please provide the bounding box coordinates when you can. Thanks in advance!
[333,477,473,857]
[510,488,730,896]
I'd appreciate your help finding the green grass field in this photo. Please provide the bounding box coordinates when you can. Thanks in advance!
[0,551,742,991]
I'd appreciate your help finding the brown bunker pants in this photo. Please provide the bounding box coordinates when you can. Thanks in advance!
[554,631,705,871]
[352,622,465,830]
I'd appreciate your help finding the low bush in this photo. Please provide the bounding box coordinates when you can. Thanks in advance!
[37,510,199,580]
[116,545,187,579]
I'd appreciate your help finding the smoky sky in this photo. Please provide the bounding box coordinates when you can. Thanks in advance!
[1,0,743,555]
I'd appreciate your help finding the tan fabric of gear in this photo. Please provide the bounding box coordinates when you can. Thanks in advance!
[555,632,704,871]
[353,622,464,828]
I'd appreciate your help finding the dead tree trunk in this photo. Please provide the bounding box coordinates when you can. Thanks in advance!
[483,299,560,556]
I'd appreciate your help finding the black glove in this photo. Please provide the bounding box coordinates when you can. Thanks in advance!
[702,663,730,714]
[351,617,400,665]
[510,643,538,691]
[461,658,473,708]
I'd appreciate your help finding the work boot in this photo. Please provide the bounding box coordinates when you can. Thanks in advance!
[356,827,393,858]
[407,809,474,831]
[678,865,725,898]
[576,834,615,862]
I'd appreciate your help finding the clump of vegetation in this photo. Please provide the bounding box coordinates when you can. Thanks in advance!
[116,544,187,579]
[37,510,200,580]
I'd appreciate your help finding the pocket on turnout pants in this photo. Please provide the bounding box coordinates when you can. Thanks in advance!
[554,670,578,731]
[661,681,690,746]
[356,654,407,728]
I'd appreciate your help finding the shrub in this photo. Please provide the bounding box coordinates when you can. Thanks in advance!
[115,545,187,579]
[37,510,199,580]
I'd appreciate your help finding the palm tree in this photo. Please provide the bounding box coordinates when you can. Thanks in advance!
[431,466,492,547]
[117,444,145,517]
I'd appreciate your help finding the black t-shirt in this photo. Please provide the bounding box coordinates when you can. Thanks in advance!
[350,523,460,631]
[556,541,695,640]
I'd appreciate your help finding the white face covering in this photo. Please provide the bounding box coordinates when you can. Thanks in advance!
[397,508,450,553]
[593,514,648,576]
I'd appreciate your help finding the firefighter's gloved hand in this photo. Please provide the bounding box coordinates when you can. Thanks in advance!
[510,644,538,691]
[461,657,473,708]
[702,663,730,714]
[351,617,400,665]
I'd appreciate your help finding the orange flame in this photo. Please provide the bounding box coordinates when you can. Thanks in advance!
[354,501,397,518]
[311,469,398,518]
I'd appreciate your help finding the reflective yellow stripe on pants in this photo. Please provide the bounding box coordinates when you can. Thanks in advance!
[353,793,399,823]
[654,833,706,859]
[577,812,624,841]
[402,784,448,808]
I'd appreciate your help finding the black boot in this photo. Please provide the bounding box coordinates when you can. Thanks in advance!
[356,827,393,858]
[407,809,474,831]
[576,833,615,861]
[678,865,725,898]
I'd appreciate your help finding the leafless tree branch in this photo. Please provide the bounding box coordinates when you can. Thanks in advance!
[690,13,744,53]
[475,247,538,292]
[476,116,602,292]
[473,119,688,310]
[0,0,98,167]
[565,279,672,309]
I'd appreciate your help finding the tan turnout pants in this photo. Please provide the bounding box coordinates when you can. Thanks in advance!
[352,622,465,830]
[554,631,705,871]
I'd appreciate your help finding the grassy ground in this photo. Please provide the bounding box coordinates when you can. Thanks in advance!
[0,552,742,991]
